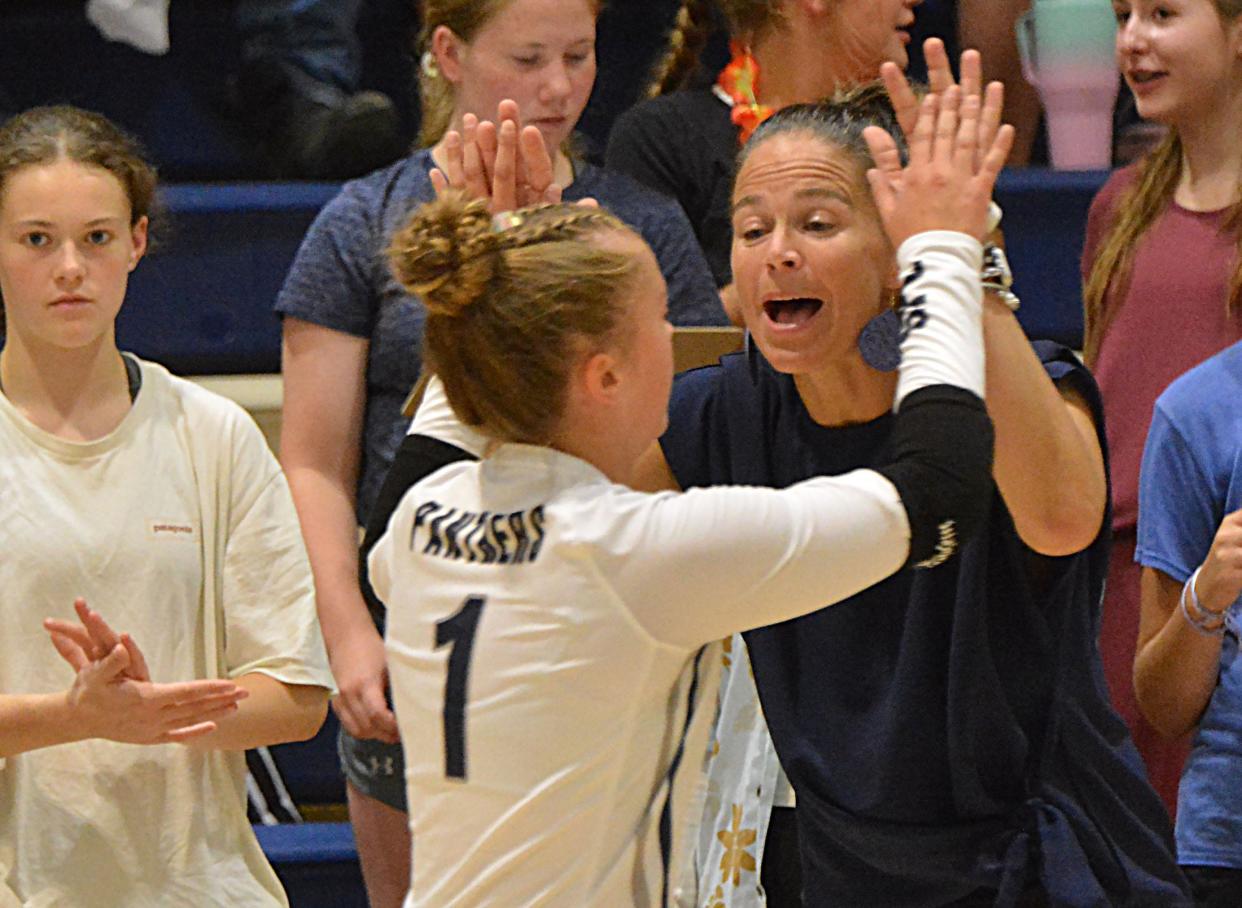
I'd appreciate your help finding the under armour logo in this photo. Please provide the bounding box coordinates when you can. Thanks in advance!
[368,756,396,777]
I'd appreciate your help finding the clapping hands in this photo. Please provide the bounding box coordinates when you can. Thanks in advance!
[43,598,246,745]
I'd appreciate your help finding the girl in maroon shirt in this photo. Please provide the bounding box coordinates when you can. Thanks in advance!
[1081,0,1242,817]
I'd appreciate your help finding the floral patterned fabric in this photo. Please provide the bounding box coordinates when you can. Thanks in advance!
[685,634,784,907]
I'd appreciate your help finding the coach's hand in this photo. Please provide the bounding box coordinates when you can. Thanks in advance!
[864,88,1013,248]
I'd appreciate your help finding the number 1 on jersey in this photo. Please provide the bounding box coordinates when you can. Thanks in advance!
[435,595,486,780]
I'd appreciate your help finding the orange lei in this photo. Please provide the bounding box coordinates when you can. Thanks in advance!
[716,41,775,145]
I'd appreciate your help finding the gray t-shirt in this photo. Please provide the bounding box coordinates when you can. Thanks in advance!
[274,147,724,524]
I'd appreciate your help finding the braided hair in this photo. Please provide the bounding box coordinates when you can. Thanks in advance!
[647,0,793,98]
[647,0,716,97]
[389,193,639,443]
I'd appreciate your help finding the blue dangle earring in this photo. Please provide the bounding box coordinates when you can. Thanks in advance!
[856,304,902,373]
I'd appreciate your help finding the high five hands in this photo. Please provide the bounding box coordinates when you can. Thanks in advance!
[863,42,1015,248]
[43,598,247,745]
[435,41,1012,237]
[886,41,1007,175]
[429,99,563,212]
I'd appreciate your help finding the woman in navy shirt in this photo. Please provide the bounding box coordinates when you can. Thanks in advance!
[637,81,1188,906]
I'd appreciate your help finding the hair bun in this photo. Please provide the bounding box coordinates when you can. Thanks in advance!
[389,191,499,318]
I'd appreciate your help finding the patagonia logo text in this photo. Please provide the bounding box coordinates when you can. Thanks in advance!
[149,520,198,541]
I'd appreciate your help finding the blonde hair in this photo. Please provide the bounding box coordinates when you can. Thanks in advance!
[647,0,716,97]
[647,0,789,97]
[389,193,639,443]
[1083,0,1242,363]
[417,0,604,148]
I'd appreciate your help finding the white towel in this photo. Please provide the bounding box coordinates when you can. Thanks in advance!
[86,0,172,56]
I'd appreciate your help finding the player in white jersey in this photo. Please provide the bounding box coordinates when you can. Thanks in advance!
[368,87,1014,906]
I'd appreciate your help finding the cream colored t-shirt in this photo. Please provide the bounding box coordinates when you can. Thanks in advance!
[0,359,333,907]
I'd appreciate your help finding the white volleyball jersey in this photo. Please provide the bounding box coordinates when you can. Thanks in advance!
[369,444,912,907]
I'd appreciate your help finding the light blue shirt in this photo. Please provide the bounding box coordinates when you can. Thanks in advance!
[1137,340,1242,868]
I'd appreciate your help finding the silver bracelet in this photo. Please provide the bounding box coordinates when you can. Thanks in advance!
[987,201,1003,235]
[981,244,1020,312]
[1180,566,1225,637]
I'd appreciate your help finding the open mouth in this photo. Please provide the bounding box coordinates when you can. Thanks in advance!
[1129,71,1167,86]
[763,297,824,328]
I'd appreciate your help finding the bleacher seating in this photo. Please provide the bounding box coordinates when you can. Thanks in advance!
[1,1,677,180]
[254,822,367,908]
[994,168,1107,348]
[1,1,421,181]
[118,183,338,374]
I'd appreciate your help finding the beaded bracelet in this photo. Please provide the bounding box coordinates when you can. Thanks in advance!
[1180,567,1226,637]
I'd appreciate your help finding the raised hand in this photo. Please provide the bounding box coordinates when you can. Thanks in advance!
[863,87,1014,248]
[429,99,562,213]
[881,41,1005,180]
